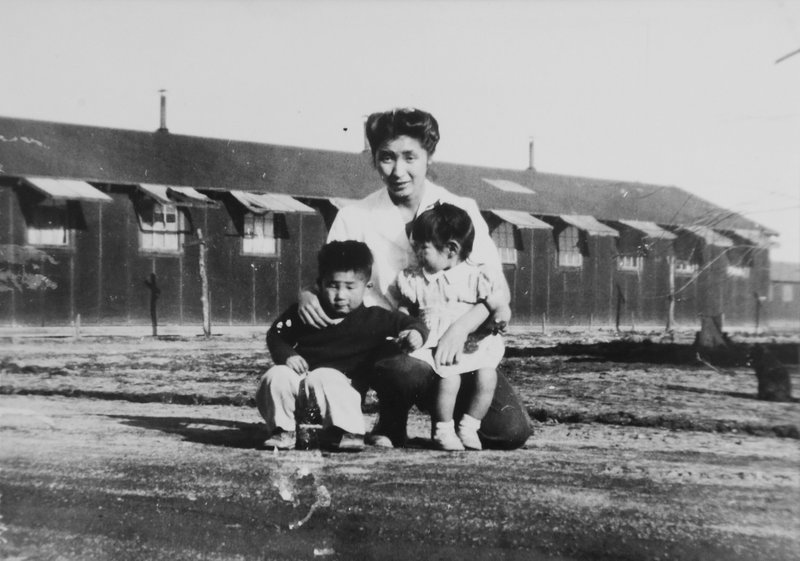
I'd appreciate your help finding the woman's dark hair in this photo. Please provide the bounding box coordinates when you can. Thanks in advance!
[317,240,373,280]
[365,107,440,158]
[411,203,475,261]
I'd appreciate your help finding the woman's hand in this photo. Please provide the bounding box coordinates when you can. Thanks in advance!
[297,289,334,329]
[285,355,309,376]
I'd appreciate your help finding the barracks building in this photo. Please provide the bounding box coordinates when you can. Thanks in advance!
[0,114,777,329]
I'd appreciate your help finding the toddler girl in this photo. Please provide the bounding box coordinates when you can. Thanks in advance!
[388,202,510,451]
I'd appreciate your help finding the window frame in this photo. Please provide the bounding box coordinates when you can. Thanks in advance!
[490,221,518,265]
[557,226,583,269]
[617,254,644,273]
[674,259,698,276]
[25,201,72,248]
[240,211,281,257]
[726,265,751,279]
[136,200,187,255]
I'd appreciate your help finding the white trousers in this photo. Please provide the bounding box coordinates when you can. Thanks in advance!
[255,365,365,435]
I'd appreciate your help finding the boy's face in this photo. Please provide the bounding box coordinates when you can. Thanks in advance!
[318,270,368,317]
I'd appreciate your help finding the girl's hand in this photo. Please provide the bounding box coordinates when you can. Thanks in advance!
[297,289,334,329]
[434,323,469,367]
[285,355,309,375]
[397,329,424,352]
[491,304,512,327]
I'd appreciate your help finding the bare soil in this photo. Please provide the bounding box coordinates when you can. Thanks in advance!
[0,328,798,560]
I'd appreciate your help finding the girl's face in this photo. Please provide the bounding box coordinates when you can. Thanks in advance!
[414,240,458,274]
[374,135,430,203]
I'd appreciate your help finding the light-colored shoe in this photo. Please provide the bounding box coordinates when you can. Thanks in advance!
[433,430,465,451]
[457,427,483,451]
[263,430,296,450]
[365,433,394,448]
[335,432,365,452]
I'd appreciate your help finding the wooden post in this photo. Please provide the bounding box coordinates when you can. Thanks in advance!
[666,256,676,332]
[197,229,211,338]
[753,291,762,334]
[144,273,160,337]
[615,284,625,332]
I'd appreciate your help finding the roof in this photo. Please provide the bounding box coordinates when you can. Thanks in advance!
[0,115,773,233]
[771,261,800,283]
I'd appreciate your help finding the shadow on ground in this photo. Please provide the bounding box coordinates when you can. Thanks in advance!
[111,415,267,449]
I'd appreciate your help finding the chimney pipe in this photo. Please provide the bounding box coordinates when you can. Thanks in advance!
[528,137,535,171]
[362,115,370,153]
[157,89,168,133]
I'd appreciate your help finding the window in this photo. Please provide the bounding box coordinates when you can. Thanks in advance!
[675,259,698,276]
[491,222,517,265]
[557,226,583,268]
[242,213,279,256]
[782,284,794,303]
[138,202,184,253]
[26,203,70,246]
[726,265,751,279]
[617,254,643,272]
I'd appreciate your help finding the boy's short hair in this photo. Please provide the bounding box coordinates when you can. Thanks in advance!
[317,240,373,280]
[411,203,475,261]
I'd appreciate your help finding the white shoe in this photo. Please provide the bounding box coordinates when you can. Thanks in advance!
[263,430,296,450]
[365,433,394,448]
[457,427,483,451]
[433,430,465,451]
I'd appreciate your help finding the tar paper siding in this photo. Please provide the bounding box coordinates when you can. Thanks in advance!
[0,185,327,327]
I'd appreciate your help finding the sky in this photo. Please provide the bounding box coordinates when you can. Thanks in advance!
[2,0,799,262]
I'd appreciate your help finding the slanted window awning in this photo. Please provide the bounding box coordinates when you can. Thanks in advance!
[617,220,676,241]
[23,176,112,203]
[230,190,315,214]
[137,184,217,208]
[679,225,733,248]
[721,228,772,247]
[487,210,552,230]
[559,215,619,237]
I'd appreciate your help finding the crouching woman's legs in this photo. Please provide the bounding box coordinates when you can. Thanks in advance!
[371,353,437,447]
[455,369,532,450]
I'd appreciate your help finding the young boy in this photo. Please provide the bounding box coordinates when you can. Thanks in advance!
[256,240,427,451]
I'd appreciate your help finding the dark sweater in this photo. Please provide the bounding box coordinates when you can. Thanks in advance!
[266,304,428,383]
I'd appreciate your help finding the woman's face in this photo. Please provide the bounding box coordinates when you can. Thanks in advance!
[374,135,430,203]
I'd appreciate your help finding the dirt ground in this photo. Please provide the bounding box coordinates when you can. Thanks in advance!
[0,327,798,560]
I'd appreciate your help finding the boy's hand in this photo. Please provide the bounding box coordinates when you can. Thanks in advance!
[397,329,424,352]
[285,355,309,375]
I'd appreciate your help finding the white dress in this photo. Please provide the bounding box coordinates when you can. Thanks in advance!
[388,262,505,378]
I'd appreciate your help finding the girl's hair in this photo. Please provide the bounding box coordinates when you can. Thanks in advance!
[411,203,475,261]
[317,240,373,280]
[365,107,440,158]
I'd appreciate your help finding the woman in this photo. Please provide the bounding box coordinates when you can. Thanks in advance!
[298,107,531,449]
